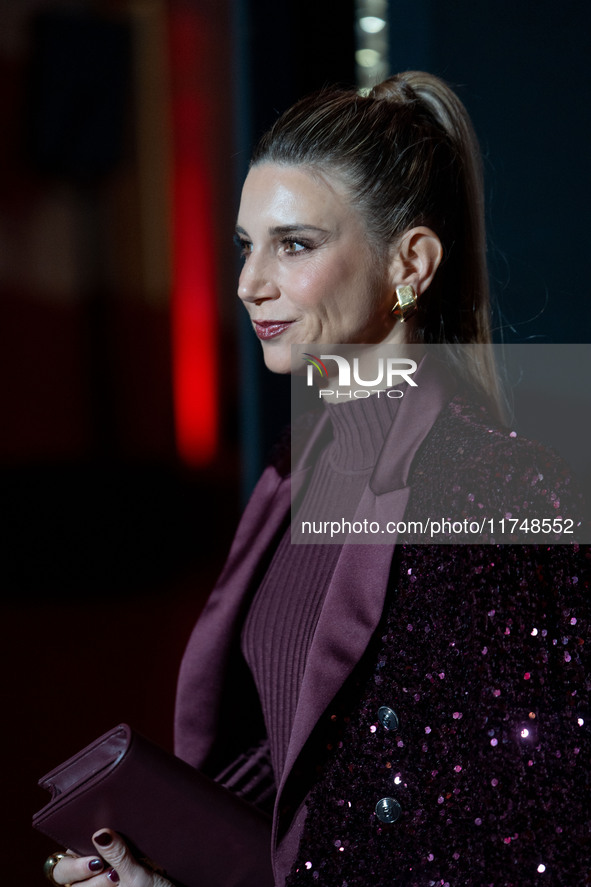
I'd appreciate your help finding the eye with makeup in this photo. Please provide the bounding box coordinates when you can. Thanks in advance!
[279,236,313,255]
[233,232,314,260]
[233,233,252,259]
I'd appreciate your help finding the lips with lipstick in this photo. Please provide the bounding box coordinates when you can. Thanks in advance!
[253,320,295,340]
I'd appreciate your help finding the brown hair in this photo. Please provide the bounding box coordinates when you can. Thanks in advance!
[251,71,501,412]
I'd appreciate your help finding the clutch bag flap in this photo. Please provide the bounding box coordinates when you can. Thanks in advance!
[32,724,273,887]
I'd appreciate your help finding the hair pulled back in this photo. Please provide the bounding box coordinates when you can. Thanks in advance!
[251,71,499,406]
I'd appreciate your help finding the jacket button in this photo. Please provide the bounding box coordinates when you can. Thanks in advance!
[377,706,399,731]
[375,797,401,824]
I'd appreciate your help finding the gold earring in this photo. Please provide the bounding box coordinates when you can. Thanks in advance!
[390,285,417,322]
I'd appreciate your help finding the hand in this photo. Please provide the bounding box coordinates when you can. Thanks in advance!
[49,830,172,887]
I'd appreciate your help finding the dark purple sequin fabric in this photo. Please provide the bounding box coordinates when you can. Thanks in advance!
[285,399,591,886]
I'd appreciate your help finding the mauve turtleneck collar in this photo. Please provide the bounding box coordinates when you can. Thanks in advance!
[322,387,406,473]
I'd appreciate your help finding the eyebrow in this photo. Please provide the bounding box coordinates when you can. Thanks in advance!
[234,223,330,237]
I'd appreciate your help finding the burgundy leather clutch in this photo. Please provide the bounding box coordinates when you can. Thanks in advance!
[32,724,274,887]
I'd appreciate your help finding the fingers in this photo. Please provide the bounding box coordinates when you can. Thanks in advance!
[49,830,171,887]
[92,830,159,886]
[51,852,105,885]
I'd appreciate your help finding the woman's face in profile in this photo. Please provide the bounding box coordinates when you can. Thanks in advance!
[235,163,398,374]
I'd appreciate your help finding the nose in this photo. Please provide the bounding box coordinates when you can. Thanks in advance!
[237,252,280,305]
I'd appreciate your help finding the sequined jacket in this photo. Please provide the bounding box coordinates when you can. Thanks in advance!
[175,368,591,887]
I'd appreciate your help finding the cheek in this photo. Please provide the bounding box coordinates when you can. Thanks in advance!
[282,258,354,310]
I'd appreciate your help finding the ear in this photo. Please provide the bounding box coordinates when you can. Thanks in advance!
[388,226,443,296]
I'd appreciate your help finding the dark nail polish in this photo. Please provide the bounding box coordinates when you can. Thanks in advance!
[95,832,113,847]
[89,858,104,873]
[108,870,120,883]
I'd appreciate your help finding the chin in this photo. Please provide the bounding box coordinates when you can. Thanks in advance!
[261,346,292,375]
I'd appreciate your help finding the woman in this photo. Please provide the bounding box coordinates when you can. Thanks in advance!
[46,72,589,887]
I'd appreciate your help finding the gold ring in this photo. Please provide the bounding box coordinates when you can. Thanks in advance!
[43,852,67,886]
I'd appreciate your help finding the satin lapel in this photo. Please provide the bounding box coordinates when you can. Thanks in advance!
[278,355,457,804]
[371,352,458,493]
[279,485,409,793]
[175,411,332,767]
[174,465,292,767]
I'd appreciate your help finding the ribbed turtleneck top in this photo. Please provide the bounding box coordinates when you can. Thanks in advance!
[241,390,403,783]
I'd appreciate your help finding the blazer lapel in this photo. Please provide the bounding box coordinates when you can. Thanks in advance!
[277,355,457,814]
[174,465,292,768]
[174,410,333,769]
[278,487,406,800]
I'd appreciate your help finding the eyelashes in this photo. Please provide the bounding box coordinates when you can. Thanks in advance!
[233,234,251,257]
[280,237,313,254]
[233,234,314,258]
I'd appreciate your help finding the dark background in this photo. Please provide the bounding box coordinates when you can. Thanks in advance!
[1,1,589,882]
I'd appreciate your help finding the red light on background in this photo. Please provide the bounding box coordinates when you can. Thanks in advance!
[169,7,218,465]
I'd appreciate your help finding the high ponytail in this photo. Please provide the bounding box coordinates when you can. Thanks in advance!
[251,71,501,414]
